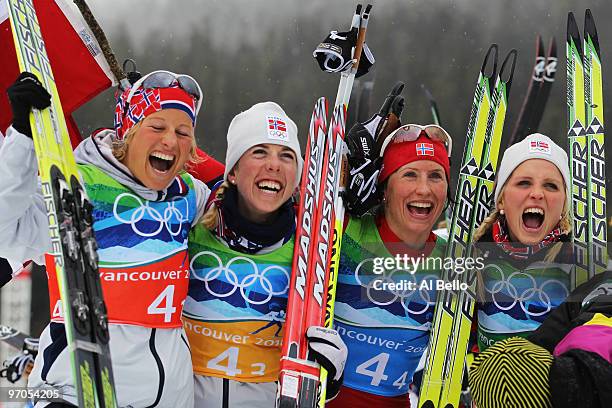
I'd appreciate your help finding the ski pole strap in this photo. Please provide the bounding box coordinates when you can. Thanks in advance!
[313,4,375,78]
[313,36,375,77]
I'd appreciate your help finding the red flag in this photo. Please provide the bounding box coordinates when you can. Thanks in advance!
[0,0,115,148]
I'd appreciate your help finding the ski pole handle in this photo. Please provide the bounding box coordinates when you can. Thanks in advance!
[351,4,372,72]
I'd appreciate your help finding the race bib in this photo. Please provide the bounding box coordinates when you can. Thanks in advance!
[184,318,283,382]
[48,250,190,328]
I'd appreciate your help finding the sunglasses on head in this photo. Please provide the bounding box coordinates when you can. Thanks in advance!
[379,124,453,157]
[126,70,203,114]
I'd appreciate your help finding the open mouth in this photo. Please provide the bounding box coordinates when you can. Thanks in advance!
[149,151,175,173]
[522,207,544,230]
[407,201,433,217]
[257,180,282,194]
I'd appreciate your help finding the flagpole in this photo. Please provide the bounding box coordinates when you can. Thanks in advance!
[72,0,130,89]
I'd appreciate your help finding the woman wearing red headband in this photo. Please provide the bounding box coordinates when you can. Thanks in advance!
[328,123,452,407]
[0,71,210,407]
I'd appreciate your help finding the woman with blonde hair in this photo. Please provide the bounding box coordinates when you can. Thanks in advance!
[0,70,210,407]
[472,133,573,352]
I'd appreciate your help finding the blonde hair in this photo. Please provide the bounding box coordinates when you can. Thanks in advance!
[111,120,203,170]
[201,181,231,230]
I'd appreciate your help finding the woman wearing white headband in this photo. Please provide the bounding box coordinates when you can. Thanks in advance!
[0,70,210,407]
[472,133,573,352]
[184,102,348,407]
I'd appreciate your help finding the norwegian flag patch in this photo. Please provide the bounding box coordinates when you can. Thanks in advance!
[529,140,551,154]
[416,142,435,156]
[267,115,288,141]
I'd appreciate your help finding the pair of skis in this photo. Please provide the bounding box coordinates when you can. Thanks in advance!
[508,35,557,146]
[567,10,607,289]
[7,1,116,407]
[278,4,372,408]
[418,44,517,408]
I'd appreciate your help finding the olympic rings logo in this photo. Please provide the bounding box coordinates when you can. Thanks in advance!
[190,250,290,305]
[354,258,437,315]
[483,264,569,317]
[113,192,189,238]
[268,130,288,140]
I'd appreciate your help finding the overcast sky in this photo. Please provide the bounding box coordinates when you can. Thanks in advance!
[83,0,609,52]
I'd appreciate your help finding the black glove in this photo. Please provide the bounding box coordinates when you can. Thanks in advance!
[7,72,51,138]
[344,121,382,217]
[306,326,348,400]
[313,29,375,78]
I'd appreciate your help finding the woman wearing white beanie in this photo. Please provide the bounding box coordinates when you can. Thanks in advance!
[472,133,574,352]
[183,102,347,407]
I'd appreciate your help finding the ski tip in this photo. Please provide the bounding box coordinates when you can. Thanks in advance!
[584,9,600,57]
[500,49,518,88]
[482,44,498,79]
[566,12,583,56]
[364,4,373,15]
[355,4,363,15]
[421,83,434,101]
[536,34,545,58]
[548,36,557,57]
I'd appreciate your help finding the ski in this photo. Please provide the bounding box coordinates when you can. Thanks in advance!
[419,45,517,408]
[356,78,375,123]
[6,1,116,407]
[529,37,557,134]
[508,36,545,145]
[568,10,607,289]
[583,10,607,279]
[278,5,372,407]
[279,97,329,408]
[346,80,360,130]
[508,36,557,147]
[567,12,589,288]
[418,43,499,408]
[421,84,450,229]
[317,5,371,407]
[422,84,442,126]
[304,104,346,408]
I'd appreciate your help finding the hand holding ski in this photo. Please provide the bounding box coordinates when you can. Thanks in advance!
[7,72,51,138]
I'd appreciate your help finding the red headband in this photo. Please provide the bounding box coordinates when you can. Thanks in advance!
[379,133,450,182]
[114,86,197,140]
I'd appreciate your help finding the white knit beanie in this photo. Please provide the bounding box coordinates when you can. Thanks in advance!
[224,102,302,186]
[494,133,570,207]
